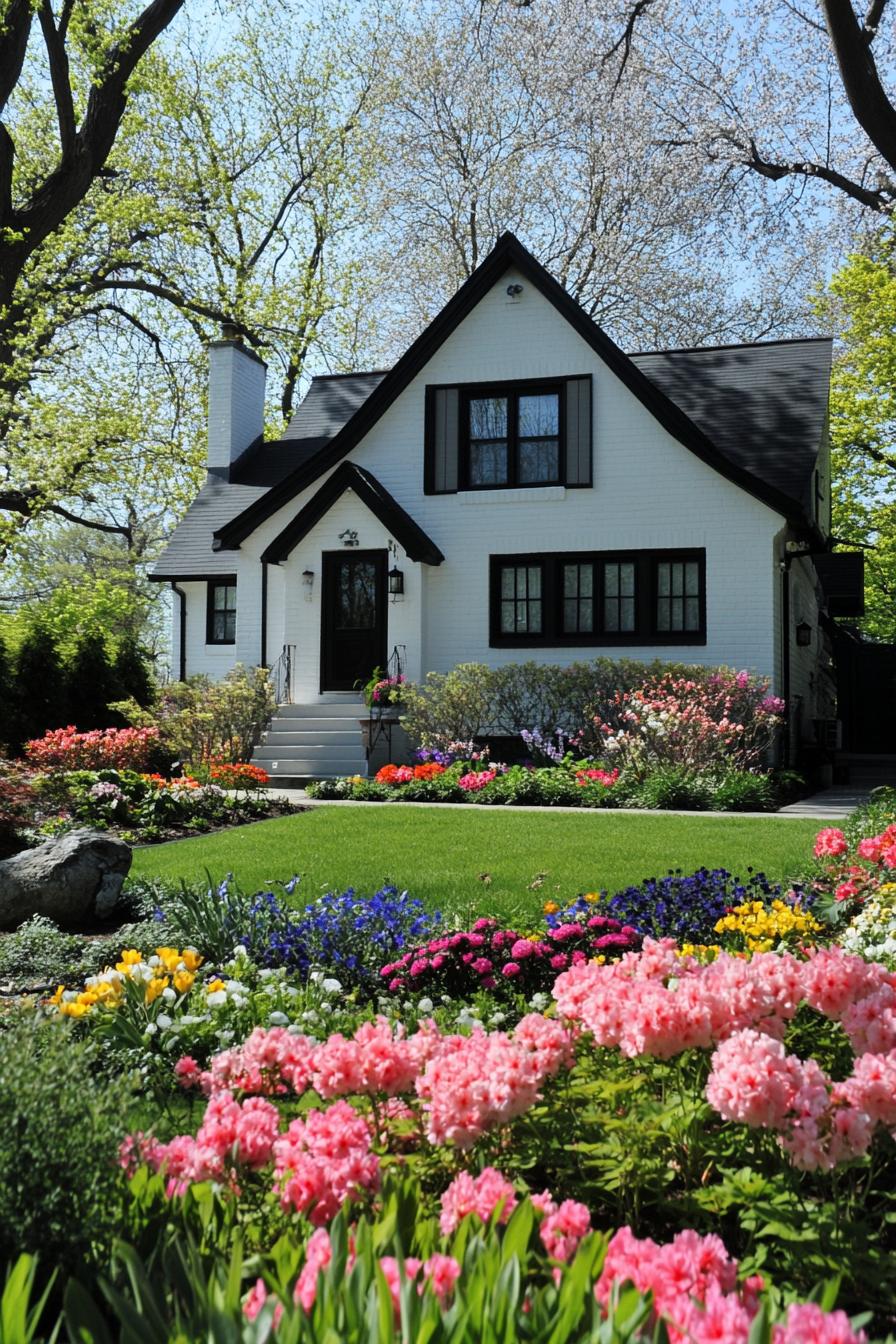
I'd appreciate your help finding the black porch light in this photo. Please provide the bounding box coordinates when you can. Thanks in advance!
[795,620,812,647]
[388,565,405,596]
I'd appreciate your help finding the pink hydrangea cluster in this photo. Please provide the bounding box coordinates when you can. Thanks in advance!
[273,1099,379,1224]
[595,1226,865,1343]
[554,939,896,1059]
[458,769,497,791]
[707,1030,896,1171]
[416,1013,575,1148]
[439,1166,518,1234]
[136,1091,281,1194]
[177,1026,316,1095]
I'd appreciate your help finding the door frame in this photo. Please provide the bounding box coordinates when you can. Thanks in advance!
[320,548,388,693]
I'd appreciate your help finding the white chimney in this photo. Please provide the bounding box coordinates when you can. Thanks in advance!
[207,328,267,474]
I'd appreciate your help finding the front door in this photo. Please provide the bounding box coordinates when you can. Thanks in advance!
[321,550,388,692]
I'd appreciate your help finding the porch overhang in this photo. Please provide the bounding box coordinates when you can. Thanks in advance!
[259,461,445,565]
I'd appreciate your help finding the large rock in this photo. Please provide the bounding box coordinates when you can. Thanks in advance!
[0,828,132,929]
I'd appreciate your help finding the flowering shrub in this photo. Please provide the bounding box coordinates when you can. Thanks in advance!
[593,668,785,777]
[375,762,445,784]
[810,822,896,911]
[24,724,162,771]
[841,883,896,963]
[547,868,797,946]
[208,761,270,789]
[575,766,619,787]
[0,758,37,856]
[112,664,275,764]
[457,768,496,791]
[379,914,641,999]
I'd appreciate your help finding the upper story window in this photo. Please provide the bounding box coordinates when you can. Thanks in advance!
[467,388,561,488]
[207,579,237,644]
[490,549,705,647]
[425,376,592,494]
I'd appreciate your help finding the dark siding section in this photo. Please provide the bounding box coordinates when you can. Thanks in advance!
[425,387,460,494]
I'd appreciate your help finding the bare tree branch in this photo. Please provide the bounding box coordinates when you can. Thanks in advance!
[820,0,896,173]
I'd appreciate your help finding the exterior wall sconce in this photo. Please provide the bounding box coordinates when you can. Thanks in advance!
[388,565,405,598]
[302,569,314,601]
[795,620,812,647]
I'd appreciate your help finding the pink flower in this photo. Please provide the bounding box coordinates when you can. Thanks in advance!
[501,961,521,977]
[439,1167,518,1235]
[539,1198,591,1261]
[422,1254,461,1305]
[773,1303,866,1343]
[458,770,497,792]
[814,827,848,858]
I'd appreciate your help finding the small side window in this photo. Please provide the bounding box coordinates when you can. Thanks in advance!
[207,580,237,644]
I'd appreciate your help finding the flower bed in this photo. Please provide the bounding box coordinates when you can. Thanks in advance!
[4,804,896,1338]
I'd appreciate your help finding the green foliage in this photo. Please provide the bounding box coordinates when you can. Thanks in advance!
[709,771,775,813]
[819,231,896,640]
[12,626,69,748]
[114,665,276,765]
[65,637,125,732]
[0,1017,132,1275]
[114,637,154,708]
[0,917,94,991]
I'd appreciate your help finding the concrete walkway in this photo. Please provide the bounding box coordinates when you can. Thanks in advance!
[271,787,869,821]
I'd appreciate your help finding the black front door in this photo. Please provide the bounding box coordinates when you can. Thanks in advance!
[321,550,388,692]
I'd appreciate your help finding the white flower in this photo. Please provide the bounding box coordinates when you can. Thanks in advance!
[162,986,176,1004]
[157,1013,173,1030]
[225,980,247,993]
[258,968,275,980]
[417,997,434,1014]
[144,1022,158,1036]
[301,1009,319,1022]
[207,990,227,1007]
[309,970,324,985]
[288,1023,305,1035]
[231,995,247,1009]
[268,1011,289,1026]
[216,1029,235,1042]
[321,978,342,994]
[529,992,549,1010]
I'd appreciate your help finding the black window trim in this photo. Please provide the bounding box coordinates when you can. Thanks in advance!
[489,549,706,647]
[460,379,565,490]
[206,576,238,645]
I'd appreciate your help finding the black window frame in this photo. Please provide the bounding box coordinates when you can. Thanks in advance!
[489,550,706,647]
[461,379,565,490]
[206,577,237,645]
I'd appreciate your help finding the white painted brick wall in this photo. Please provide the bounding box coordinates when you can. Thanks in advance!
[186,267,798,697]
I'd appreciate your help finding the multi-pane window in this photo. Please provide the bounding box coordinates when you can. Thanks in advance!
[499,563,543,634]
[207,580,237,644]
[562,562,594,634]
[656,559,701,633]
[491,551,704,645]
[467,387,560,487]
[603,561,636,632]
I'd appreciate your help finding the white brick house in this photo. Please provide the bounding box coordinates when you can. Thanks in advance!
[152,233,847,776]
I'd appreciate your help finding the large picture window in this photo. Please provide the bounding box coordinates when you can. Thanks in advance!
[465,385,561,488]
[490,550,705,646]
[207,579,237,644]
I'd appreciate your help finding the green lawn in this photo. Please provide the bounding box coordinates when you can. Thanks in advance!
[130,804,822,922]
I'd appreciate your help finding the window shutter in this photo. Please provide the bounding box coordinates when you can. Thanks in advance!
[425,387,460,494]
[564,377,592,486]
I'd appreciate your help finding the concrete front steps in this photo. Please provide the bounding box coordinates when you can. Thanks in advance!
[251,698,367,782]
[835,754,896,790]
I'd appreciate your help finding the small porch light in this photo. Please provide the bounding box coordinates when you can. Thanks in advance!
[302,569,314,587]
[795,620,812,647]
[388,565,405,596]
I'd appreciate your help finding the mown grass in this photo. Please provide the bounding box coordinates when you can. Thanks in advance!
[129,804,822,923]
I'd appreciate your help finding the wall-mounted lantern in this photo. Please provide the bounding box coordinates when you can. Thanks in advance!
[388,565,405,598]
[302,569,314,601]
[795,620,812,647]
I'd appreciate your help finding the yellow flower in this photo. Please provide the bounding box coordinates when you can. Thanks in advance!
[49,984,65,1006]
[173,970,195,995]
[543,901,560,914]
[59,1001,91,1018]
[145,976,169,1004]
[116,949,144,974]
[206,978,226,995]
[155,947,182,974]
[583,892,599,904]
[77,990,100,1006]
[180,948,203,972]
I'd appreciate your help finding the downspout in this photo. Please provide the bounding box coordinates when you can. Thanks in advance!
[261,561,268,667]
[170,582,187,682]
[780,558,791,766]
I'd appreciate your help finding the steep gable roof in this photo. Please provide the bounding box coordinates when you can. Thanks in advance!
[213,233,823,552]
[260,461,444,565]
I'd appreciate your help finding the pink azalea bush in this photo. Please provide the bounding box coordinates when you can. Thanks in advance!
[811,823,896,906]
[24,724,162,771]
[593,668,784,776]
